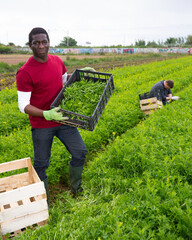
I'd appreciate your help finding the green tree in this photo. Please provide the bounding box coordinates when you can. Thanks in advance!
[164,37,177,47]
[146,41,158,48]
[186,35,192,45]
[58,36,77,47]
[176,37,185,46]
[135,40,146,47]
[157,40,165,47]
[8,42,15,46]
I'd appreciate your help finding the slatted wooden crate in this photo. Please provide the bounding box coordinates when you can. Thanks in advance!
[140,97,163,115]
[0,158,49,238]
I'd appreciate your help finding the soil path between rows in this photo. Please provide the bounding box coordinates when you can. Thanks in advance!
[0,54,105,65]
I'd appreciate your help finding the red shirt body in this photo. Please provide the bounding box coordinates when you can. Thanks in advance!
[16,55,67,128]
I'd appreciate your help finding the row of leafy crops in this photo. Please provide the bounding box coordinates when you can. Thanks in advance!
[1,56,192,239]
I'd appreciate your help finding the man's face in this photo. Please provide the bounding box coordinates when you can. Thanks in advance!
[29,33,50,60]
[164,82,171,90]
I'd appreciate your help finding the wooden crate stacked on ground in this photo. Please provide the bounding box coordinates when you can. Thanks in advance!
[140,97,163,115]
[0,157,49,238]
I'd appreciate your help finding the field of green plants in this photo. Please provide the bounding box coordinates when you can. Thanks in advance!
[1,55,192,239]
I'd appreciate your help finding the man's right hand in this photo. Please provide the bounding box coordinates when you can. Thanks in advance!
[80,67,96,72]
[43,107,68,121]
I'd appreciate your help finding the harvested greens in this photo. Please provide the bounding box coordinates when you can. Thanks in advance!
[60,79,106,117]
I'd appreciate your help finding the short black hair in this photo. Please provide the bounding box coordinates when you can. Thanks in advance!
[28,27,49,44]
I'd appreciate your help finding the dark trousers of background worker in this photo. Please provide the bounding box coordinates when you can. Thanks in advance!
[31,125,87,203]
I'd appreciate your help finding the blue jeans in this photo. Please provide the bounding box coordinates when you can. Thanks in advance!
[31,125,87,181]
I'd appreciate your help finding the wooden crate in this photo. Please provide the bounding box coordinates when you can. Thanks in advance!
[140,97,163,115]
[0,158,49,238]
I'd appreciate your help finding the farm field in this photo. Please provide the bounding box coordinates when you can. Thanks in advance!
[0,53,184,90]
[1,55,192,239]
[0,52,183,71]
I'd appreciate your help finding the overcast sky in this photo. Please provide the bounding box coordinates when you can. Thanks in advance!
[0,0,192,47]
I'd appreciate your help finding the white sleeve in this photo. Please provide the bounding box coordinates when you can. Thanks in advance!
[62,72,68,85]
[17,91,31,113]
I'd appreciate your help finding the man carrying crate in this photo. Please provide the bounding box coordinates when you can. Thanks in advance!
[16,27,87,203]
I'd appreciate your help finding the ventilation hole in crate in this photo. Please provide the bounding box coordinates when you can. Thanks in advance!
[4,204,11,209]
[30,197,35,202]
[17,200,23,206]
[0,189,6,193]
[10,232,15,237]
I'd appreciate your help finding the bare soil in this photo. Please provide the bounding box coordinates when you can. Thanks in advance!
[0,54,104,65]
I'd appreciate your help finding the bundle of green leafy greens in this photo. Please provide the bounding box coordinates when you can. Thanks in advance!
[60,79,106,117]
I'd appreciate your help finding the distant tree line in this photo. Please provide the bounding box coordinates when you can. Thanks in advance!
[55,35,192,48]
[134,36,192,48]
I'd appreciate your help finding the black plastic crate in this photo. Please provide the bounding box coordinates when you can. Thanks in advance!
[51,69,115,131]
[139,92,150,100]
[139,91,162,101]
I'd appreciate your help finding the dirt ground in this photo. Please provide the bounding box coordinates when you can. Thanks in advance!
[0,54,105,65]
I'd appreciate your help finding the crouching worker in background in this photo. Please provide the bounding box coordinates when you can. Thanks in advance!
[149,80,174,105]
[16,27,87,205]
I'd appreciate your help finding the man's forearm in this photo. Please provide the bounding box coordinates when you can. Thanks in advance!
[24,104,44,117]
[166,94,172,100]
